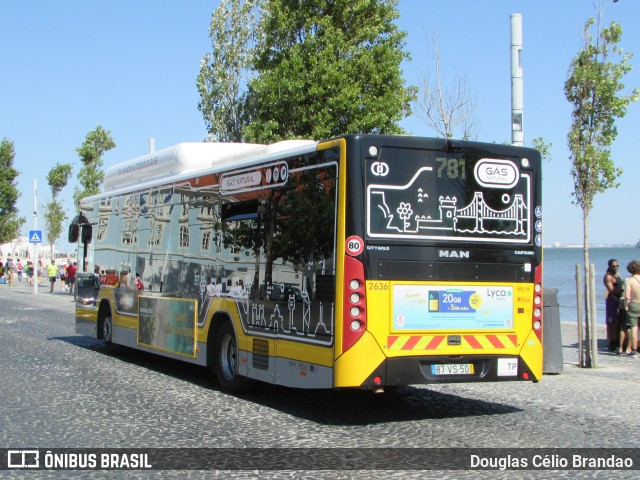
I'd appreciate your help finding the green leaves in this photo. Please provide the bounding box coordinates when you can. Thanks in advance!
[246,0,413,142]
[73,125,116,209]
[197,0,263,142]
[0,138,25,244]
[565,18,638,212]
[47,163,73,200]
[199,0,415,143]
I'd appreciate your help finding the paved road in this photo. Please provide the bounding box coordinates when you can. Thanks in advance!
[1,281,639,479]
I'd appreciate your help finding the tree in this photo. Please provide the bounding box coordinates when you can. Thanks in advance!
[73,125,116,209]
[531,136,552,162]
[44,163,73,255]
[0,138,25,244]
[244,0,415,142]
[197,0,263,142]
[414,34,478,140]
[564,15,638,367]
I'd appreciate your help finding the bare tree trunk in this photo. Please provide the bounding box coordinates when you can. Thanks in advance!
[582,210,593,367]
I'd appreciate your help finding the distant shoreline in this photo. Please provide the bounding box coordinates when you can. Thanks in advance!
[544,244,637,249]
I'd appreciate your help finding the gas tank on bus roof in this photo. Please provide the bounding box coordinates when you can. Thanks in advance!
[103,140,318,191]
[103,142,263,191]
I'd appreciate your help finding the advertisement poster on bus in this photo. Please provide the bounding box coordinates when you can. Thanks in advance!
[137,297,197,357]
[392,284,514,331]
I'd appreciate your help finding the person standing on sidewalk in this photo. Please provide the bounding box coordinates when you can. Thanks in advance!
[6,258,14,286]
[622,259,640,357]
[47,259,58,293]
[604,259,624,351]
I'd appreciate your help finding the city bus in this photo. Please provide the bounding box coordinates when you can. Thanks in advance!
[72,135,543,393]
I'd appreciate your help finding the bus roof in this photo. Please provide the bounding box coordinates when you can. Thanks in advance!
[102,140,317,193]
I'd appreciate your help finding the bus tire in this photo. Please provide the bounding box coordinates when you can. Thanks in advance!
[99,303,119,354]
[213,320,252,393]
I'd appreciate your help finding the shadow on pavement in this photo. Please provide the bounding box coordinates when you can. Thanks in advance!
[51,335,522,426]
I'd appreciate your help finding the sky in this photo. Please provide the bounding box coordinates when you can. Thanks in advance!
[1,0,639,251]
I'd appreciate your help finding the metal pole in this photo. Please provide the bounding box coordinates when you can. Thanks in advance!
[33,178,38,296]
[575,264,583,367]
[590,263,598,367]
[510,13,524,146]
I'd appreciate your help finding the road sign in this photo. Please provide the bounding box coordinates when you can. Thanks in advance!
[28,230,43,244]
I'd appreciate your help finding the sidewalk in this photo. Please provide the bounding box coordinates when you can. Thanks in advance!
[0,276,77,307]
[559,319,640,382]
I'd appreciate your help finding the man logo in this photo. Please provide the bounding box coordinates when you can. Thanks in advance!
[370,162,389,177]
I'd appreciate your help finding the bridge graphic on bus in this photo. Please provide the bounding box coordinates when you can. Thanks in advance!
[367,167,531,243]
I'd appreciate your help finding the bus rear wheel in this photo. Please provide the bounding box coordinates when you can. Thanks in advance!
[213,321,252,393]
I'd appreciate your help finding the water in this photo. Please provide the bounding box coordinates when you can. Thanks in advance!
[543,246,639,324]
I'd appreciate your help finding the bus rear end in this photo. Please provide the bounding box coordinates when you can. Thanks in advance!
[333,135,543,389]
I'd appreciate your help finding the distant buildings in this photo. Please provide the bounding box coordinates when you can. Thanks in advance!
[0,236,73,261]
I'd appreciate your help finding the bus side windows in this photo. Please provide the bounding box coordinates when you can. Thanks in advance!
[315,275,335,302]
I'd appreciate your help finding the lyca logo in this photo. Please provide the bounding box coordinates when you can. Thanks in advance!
[370,162,389,176]
[488,288,509,298]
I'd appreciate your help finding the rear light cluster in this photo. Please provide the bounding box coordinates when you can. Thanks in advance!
[342,255,366,353]
[532,264,543,342]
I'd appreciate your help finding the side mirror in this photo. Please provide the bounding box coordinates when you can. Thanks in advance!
[68,224,79,243]
[81,224,92,244]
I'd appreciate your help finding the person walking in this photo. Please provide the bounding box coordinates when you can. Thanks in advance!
[66,260,77,295]
[16,259,23,282]
[47,259,58,293]
[26,261,34,285]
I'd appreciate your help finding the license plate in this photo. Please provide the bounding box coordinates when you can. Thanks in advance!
[431,363,474,375]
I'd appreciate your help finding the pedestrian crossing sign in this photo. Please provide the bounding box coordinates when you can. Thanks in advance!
[29,230,43,243]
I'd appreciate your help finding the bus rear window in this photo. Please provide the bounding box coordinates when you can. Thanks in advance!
[366,147,534,245]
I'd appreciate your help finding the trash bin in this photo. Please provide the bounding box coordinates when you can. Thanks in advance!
[542,287,563,374]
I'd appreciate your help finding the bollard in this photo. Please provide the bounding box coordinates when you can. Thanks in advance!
[543,287,563,374]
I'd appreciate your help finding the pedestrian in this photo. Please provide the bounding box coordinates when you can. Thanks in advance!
[47,259,58,293]
[6,258,14,287]
[26,261,34,285]
[37,259,44,285]
[603,259,624,352]
[213,277,222,296]
[58,262,67,291]
[621,259,640,357]
[16,259,23,282]
[37,258,44,285]
[0,261,5,284]
[205,277,215,297]
[66,260,77,295]
[134,272,144,291]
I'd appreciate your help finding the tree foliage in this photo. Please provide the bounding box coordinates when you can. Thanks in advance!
[531,136,552,162]
[47,163,73,200]
[44,201,66,253]
[44,163,73,250]
[246,0,414,142]
[199,0,415,143]
[0,138,25,244]
[564,15,638,367]
[197,0,263,142]
[565,18,638,213]
[73,125,116,209]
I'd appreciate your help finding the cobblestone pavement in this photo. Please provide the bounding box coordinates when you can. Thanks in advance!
[1,281,639,479]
